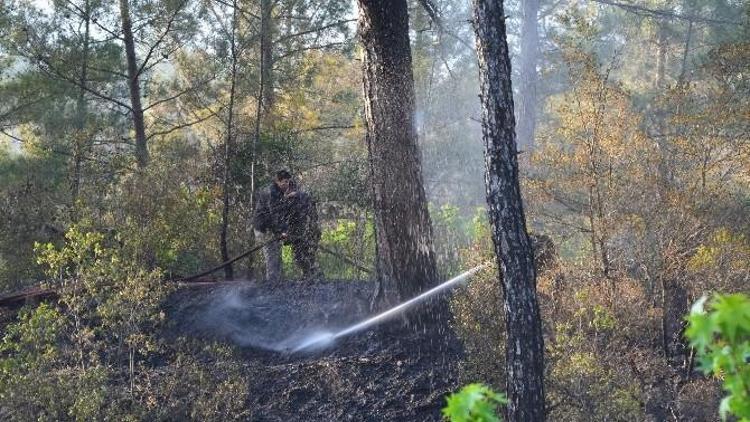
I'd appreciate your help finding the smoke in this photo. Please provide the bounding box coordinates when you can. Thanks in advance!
[176,263,488,354]
[182,281,370,353]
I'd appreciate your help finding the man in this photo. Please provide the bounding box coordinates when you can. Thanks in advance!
[253,170,322,282]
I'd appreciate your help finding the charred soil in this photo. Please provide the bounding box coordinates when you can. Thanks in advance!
[166,280,463,421]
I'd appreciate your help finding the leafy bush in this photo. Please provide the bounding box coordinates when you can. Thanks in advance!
[0,224,250,420]
[319,217,374,279]
[442,383,507,422]
[686,294,750,421]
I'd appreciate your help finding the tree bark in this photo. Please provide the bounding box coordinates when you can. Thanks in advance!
[73,0,91,202]
[119,0,149,168]
[221,0,240,280]
[357,0,438,302]
[471,0,546,419]
[516,0,540,150]
[260,0,275,117]
[247,0,274,280]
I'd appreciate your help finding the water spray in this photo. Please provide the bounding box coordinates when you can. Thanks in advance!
[289,262,491,353]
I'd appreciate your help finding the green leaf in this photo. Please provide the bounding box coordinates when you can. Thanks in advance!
[443,384,506,422]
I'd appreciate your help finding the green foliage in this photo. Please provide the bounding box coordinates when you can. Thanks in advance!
[0,303,63,373]
[319,217,374,279]
[443,383,507,422]
[98,152,222,278]
[0,144,69,291]
[0,223,250,420]
[450,263,506,388]
[686,294,750,421]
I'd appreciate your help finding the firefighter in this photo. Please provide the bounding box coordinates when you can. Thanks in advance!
[253,170,322,283]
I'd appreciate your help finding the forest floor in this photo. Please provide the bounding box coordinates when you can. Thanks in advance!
[167,279,463,421]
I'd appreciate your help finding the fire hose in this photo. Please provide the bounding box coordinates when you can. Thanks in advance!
[173,236,282,282]
[175,237,372,283]
[0,237,372,307]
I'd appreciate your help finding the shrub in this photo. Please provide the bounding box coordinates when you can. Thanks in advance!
[442,383,507,422]
[686,293,750,421]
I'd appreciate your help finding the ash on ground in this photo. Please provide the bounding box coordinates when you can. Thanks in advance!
[166,280,463,421]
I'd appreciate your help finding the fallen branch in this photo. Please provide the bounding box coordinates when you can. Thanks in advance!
[318,245,373,274]
[0,286,57,308]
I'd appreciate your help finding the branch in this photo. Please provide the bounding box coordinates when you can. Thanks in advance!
[0,97,46,123]
[87,64,129,79]
[0,129,125,168]
[274,41,348,62]
[146,110,218,140]
[417,0,475,51]
[591,0,744,25]
[137,43,181,76]
[136,1,186,77]
[37,56,133,112]
[143,75,216,112]
[215,0,260,21]
[291,124,356,134]
[273,19,355,44]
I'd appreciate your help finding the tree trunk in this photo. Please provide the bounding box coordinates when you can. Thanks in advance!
[654,19,671,194]
[654,17,688,366]
[471,0,546,420]
[357,0,438,302]
[248,0,274,280]
[73,0,91,202]
[119,0,148,168]
[221,0,240,280]
[661,276,688,365]
[516,0,540,150]
[260,0,275,117]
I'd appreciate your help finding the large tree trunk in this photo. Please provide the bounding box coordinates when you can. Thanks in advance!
[471,0,546,420]
[516,0,540,150]
[119,0,148,168]
[357,0,438,302]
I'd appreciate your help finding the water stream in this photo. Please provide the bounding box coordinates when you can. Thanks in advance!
[287,262,490,353]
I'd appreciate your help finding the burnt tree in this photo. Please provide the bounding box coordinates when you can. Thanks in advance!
[357,0,438,302]
[471,0,546,420]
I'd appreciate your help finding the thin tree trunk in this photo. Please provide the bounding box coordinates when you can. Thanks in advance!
[247,0,272,279]
[73,0,91,202]
[654,17,689,366]
[250,0,272,211]
[357,0,438,303]
[221,0,240,280]
[471,0,546,419]
[260,0,274,117]
[516,0,540,150]
[678,20,693,86]
[119,0,149,168]
[654,19,671,193]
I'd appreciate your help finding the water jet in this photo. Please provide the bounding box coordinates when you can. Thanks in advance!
[287,262,489,352]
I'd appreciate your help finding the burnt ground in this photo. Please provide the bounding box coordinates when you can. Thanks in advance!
[166,280,463,421]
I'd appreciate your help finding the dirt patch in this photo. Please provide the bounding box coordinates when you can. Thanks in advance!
[166,280,463,421]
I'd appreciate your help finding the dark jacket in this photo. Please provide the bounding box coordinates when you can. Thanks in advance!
[253,181,320,242]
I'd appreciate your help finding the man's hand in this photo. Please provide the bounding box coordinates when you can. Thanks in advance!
[284,190,297,199]
[280,232,288,240]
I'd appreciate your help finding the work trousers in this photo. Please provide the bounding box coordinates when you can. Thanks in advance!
[254,229,320,283]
